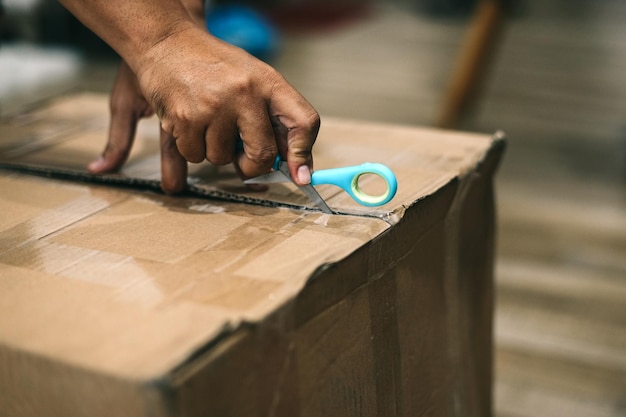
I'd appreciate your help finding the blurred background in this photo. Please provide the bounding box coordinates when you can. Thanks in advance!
[1,0,624,415]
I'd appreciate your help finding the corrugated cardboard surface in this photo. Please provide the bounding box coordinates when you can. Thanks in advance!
[0,93,504,416]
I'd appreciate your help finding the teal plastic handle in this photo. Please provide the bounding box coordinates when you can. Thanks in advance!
[311,163,398,207]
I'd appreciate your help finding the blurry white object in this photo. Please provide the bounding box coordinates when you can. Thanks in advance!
[4,0,42,13]
[0,43,81,99]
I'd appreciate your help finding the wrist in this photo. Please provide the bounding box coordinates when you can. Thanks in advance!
[128,19,199,80]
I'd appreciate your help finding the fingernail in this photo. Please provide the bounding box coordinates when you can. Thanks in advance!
[297,165,311,184]
[87,157,105,173]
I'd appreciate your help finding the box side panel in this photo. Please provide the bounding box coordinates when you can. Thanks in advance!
[363,181,458,417]
[392,221,453,417]
[290,180,459,417]
[166,322,302,417]
[286,143,502,417]
[0,345,166,417]
[168,278,379,417]
[295,283,379,417]
[167,330,260,417]
[443,140,505,417]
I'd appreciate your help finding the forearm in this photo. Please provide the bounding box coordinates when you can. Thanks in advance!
[58,0,198,73]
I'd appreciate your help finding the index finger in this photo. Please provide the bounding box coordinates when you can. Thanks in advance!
[269,86,320,186]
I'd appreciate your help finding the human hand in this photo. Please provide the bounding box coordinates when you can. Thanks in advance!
[88,60,193,192]
[133,24,320,193]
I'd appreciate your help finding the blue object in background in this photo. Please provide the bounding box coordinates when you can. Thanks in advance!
[206,5,279,62]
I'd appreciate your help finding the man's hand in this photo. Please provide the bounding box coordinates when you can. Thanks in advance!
[58,0,319,194]
[89,31,320,194]
[133,24,319,193]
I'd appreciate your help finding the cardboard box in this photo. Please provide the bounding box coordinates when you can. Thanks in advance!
[0,93,504,417]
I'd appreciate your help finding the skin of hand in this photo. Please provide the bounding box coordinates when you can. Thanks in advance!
[88,60,155,175]
[72,0,320,194]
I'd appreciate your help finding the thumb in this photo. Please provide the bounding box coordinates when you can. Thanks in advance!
[88,106,138,173]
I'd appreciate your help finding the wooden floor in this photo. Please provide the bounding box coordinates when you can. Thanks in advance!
[3,0,625,415]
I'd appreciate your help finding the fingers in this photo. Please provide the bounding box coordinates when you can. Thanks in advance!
[165,101,277,185]
[89,61,153,174]
[160,127,188,194]
[235,101,278,179]
[204,116,237,166]
[88,106,138,173]
[168,121,206,164]
[232,159,269,192]
[134,39,319,187]
[269,80,320,185]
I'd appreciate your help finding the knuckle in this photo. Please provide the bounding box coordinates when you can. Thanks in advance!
[187,155,205,164]
[150,90,169,120]
[303,110,321,134]
[180,148,204,163]
[172,106,195,124]
[232,76,254,97]
[248,145,277,166]
[291,146,312,160]
[206,151,232,166]
[264,66,284,85]
[160,119,174,135]
[169,138,203,163]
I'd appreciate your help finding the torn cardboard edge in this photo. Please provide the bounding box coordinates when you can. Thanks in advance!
[0,129,505,227]
[0,162,309,212]
[1,92,506,226]
[0,162,405,224]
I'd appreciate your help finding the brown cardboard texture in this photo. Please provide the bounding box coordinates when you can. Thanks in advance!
[0,93,505,416]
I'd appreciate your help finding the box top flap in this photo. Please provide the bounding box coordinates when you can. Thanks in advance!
[0,93,496,221]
